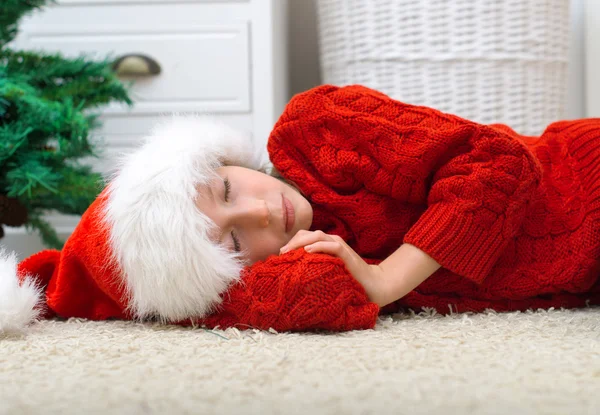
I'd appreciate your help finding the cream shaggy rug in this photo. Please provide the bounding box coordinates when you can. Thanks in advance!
[1,307,599,415]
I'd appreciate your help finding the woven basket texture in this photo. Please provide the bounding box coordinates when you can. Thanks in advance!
[316,0,570,135]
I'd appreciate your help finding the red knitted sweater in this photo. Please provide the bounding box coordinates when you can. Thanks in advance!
[267,84,600,315]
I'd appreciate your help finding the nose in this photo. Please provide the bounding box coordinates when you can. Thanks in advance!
[232,198,270,228]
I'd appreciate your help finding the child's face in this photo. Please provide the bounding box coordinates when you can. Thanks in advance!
[194,165,313,265]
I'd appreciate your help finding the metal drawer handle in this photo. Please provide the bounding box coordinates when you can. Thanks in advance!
[112,54,161,76]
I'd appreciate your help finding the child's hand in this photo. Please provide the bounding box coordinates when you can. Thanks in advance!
[280,230,389,306]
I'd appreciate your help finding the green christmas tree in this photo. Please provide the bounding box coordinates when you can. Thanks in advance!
[0,0,131,248]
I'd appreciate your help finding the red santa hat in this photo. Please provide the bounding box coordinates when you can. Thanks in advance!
[0,116,267,332]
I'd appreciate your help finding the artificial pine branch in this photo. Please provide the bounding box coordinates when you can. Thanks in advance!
[0,0,52,47]
[0,0,131,248]
[1,49,132,108]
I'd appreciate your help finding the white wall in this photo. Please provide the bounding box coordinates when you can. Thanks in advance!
[585,0,600,116]
[288,0,322,97]
[567,0,585,119]
[288,0,586,119]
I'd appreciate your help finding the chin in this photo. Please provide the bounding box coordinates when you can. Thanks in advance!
[297,200,313,231]
[285,185,312,231]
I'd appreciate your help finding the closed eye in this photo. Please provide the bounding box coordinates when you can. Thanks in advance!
[231,230,241,252]
[223,177,240,252]
[223,177,232,202]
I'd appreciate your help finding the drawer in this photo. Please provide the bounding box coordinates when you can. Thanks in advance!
[14,24,251,114]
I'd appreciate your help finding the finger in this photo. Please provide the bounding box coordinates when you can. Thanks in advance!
[304,241,346,257]
[327,234,354,253]
[329,234,346,244]
[281,231,333,253]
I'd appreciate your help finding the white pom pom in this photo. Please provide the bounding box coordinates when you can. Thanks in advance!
[0,248,43,334]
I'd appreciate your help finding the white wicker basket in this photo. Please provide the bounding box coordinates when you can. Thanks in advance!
[316,0,570,135]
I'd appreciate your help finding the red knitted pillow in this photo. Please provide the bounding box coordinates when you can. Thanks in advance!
[179,249,380,332]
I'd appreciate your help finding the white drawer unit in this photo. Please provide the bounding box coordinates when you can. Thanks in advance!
[5,0,289,257]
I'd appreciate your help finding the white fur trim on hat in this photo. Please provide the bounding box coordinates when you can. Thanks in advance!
[0,248,43,333]
[103,116,264,323]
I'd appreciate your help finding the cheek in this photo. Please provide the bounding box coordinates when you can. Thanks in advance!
[247,234,286,263]
[294,195,312,230]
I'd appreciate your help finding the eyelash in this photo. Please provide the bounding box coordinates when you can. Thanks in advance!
[223,177,241,252]
[224,177,232,201]
[231,231,241,252]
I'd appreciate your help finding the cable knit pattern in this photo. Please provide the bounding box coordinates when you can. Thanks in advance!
[182,249,379,331]
[267,84,600,315]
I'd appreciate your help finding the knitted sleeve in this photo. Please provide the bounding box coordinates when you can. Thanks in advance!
[268,85,543,283]
[178,249,380,332]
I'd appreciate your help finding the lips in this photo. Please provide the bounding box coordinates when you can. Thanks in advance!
[282,195,295,233]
